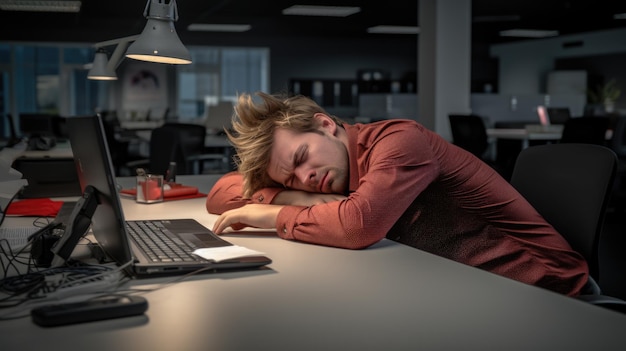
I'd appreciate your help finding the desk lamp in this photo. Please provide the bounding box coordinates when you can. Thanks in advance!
[87,48,117,80]
[125,0,192,65]
[87,35,139,81]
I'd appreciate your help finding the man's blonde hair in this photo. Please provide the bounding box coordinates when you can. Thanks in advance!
[226,92,343,198]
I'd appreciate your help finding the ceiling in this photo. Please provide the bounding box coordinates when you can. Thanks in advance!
[1,0,625,47]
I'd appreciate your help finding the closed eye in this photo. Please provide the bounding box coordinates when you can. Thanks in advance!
[294,144,307,167]
[284,144,308,188]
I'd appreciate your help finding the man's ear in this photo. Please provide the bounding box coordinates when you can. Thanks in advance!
[313,113,337,135]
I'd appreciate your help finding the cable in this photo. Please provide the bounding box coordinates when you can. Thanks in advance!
[0,259,132,320]
[0,248,218,321]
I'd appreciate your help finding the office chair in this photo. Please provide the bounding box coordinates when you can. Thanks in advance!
[509,143,626,313]
[100,112,139,176]
[127,123,207,176]
[559,116,610,145]
[448,114,509,178]
[448,114,489,159]
[156,123,207,175]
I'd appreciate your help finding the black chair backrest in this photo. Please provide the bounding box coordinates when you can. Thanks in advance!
[149,123,206,176]
[163,122,207,160]
[448,114,489,157]
[509,143,617,280]
[149,126,182,176]
[560,116,609,145]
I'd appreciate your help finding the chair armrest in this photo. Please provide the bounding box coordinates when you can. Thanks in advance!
[576,294,626,314]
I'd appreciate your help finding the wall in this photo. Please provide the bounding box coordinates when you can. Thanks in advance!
[555,52,626,112]
[490,28,626,111]
[268,35,417,94]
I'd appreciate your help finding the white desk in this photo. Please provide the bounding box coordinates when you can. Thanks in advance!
[0,140,73,163]
[119,120,164,130]
[486,127,562,161]
[486,127,562,149]
[2,175,626,350]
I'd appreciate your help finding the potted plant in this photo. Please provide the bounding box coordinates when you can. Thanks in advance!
[587,78,621,113]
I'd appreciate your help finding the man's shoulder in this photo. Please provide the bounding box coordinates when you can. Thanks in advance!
[350,118,425,138]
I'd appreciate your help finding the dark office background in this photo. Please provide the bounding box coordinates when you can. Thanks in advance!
[0,0,625,299]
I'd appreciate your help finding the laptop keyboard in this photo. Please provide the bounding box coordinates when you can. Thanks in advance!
[126,221,204,263]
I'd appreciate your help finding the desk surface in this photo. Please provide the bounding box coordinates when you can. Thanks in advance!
[0,141,73,163]
[486,127,562,141]
[2,175,626,350]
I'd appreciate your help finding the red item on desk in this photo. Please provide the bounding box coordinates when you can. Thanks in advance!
[5,198,65,217]
[138,178,164,202]
[120,183,206,201]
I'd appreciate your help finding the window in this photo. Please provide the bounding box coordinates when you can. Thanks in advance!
[0,43,270,138]
[176,47,269,120]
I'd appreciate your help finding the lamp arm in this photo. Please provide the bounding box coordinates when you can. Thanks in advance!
[106,40,131,71]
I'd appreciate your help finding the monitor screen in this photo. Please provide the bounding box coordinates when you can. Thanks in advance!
[19,113,57,137]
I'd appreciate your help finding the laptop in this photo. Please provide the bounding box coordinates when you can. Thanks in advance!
[65,115,271,277]
[530,106,563,133]
[546,107,571,125]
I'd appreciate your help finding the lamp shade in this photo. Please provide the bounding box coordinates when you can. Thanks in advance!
[87,51,118,80]
[125,0,191,64]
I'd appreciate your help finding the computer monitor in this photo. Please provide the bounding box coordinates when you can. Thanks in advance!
[546,108,571,125]
[19,113,57,138]
[19,113,59,150]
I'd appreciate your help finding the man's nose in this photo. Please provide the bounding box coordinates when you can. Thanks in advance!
[296,168,316,186]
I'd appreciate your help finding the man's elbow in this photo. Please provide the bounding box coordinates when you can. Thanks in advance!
[206,200,222,214]
[341,231,384,250]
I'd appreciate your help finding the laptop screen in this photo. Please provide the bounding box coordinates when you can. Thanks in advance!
[536,106,550,126]
[546,107,571,125]
[66,115,134,270]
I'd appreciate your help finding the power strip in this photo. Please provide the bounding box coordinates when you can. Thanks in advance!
[45,271,124,300]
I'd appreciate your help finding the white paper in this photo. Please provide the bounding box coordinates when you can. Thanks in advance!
[0,143,26,173]
[0,157,23,182]
[0,147,28,211]
[193,245,266,262]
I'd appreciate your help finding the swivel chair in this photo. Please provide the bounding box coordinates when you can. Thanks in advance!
[559,116,609,145]
[127,123,207,176]
[448,114,489,159]
[510,143,626,313]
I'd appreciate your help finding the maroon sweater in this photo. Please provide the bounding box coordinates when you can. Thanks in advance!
[206,119,588,296]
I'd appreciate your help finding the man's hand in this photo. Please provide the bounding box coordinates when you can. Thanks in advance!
[213,204,284,234]
[272,190,347,206]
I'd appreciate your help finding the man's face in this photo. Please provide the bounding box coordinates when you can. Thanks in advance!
[267,116,348,194]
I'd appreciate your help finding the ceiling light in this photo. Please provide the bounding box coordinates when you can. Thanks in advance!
[367,26,419,35]
[125,0,192,65]
[0,0,81,12]
[499,29,559,38]
[282,5,360,17]
[187,23,251,32]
